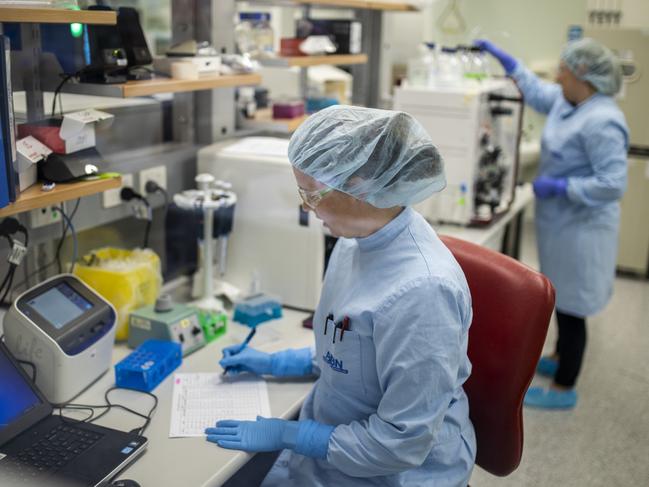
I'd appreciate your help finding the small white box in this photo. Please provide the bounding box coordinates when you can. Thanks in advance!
[15,136,52,191]
[59,109,114,154]
[153,56,222,76]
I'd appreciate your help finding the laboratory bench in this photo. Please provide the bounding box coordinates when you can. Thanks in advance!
[435,183,535,260]
[0,306,313,487]
[74,309,314,487]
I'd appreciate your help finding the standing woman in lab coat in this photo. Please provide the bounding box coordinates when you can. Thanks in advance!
[476,38,628,409]
[205,105,477,486]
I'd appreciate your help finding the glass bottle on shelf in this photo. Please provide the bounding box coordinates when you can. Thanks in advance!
[236,12,275,59]
[254,13,275,58]
[235,13,257,56]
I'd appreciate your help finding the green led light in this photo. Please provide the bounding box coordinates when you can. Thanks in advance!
[69,4,83,38]
[70,23,83,38]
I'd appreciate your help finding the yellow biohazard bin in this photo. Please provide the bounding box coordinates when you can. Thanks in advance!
[74,248,162,341]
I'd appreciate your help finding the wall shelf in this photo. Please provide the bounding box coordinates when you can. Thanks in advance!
[293,0,419,11]
[240,109,309,133]
[0,177,121,218]
[260,54,368,68]
[0,6,116,24]
[61,73,262,98]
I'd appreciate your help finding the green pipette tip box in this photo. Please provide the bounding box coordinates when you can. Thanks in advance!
[198,310,228,343]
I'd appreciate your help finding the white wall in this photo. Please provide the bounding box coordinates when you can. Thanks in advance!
[382,0,649,98]
[381,0,589,101]
[380,0,591,140]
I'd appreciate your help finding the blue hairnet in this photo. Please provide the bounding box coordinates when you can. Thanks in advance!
[288,105,446,208]
[560,37,622,96]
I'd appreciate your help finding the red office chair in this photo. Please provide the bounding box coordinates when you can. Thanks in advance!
[440,235,555,477]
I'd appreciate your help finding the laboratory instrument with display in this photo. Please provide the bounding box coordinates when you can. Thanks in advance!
[3,274,117,404]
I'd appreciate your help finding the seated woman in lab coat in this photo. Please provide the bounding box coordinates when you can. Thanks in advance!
[205,105,477,487]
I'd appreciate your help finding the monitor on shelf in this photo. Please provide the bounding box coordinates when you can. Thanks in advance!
[3,23,86,75]
[4,7,152,85]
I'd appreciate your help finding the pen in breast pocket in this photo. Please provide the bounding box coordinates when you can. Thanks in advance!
[333,316,350,344]
[324,313,333,335]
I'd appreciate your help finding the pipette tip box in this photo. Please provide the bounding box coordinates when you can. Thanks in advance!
[233,293,283,328]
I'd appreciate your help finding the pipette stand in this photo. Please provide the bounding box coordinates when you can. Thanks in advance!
[174,174,238,316]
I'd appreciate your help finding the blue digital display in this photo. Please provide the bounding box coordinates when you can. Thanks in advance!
[0,348,41,431]
[27,282,93,329]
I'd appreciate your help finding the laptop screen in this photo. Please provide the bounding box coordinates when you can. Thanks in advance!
[0,346,43,432]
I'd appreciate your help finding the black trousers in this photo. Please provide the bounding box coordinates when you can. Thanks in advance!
[553,310,587,388]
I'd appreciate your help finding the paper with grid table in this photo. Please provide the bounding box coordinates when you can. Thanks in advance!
[169,373,271,437]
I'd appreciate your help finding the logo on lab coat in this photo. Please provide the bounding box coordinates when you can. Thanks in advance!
[323,351,348,374]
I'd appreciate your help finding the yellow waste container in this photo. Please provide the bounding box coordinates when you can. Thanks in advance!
[74,248,162,341]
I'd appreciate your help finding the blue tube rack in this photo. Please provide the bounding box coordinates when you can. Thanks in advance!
[115,340,182,392]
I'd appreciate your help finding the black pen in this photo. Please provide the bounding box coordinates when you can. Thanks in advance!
[222,327,257,376]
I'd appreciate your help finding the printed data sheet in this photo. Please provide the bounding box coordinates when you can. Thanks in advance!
[169,373,271,437]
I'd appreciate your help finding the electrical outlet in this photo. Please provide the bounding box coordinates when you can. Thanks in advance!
[140,165,167,196]
[102,173,134,209]
[30,205,62,229]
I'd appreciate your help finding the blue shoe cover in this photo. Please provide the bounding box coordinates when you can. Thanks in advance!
[524,387,577,410]
[536,356,558,377]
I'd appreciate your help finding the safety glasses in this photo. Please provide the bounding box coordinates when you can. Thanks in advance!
[298,186,333,210]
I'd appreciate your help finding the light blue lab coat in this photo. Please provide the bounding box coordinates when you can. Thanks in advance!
[512,64,628,317]
[262,207,476,487]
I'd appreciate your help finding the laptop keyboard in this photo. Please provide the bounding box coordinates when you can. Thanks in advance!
[0,422,103,483]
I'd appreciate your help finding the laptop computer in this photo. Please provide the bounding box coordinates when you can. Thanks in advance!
[0,340,147,486]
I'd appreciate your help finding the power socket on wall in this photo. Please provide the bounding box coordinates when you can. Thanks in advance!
[30,205,62,229]
[139,166,167,196]
[102,173,134,209]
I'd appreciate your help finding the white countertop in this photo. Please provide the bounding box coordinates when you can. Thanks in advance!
[71,310,315,487]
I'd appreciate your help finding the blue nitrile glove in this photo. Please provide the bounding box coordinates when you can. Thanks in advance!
[220,346,312,377]
[533,176,568,199]
[205,416,335,459]
[474,39,517,74]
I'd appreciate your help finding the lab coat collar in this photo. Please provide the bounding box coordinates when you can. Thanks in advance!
[559,92,604,119]
[356,206,413,252]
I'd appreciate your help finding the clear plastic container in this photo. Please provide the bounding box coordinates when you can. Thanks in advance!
[457,45,472,78]
[467,46,490,81]
[436,46,462,87]
[407,43,437,87]
[236,12,274,58]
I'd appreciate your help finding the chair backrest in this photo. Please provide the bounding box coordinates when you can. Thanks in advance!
[440,235,555,477]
